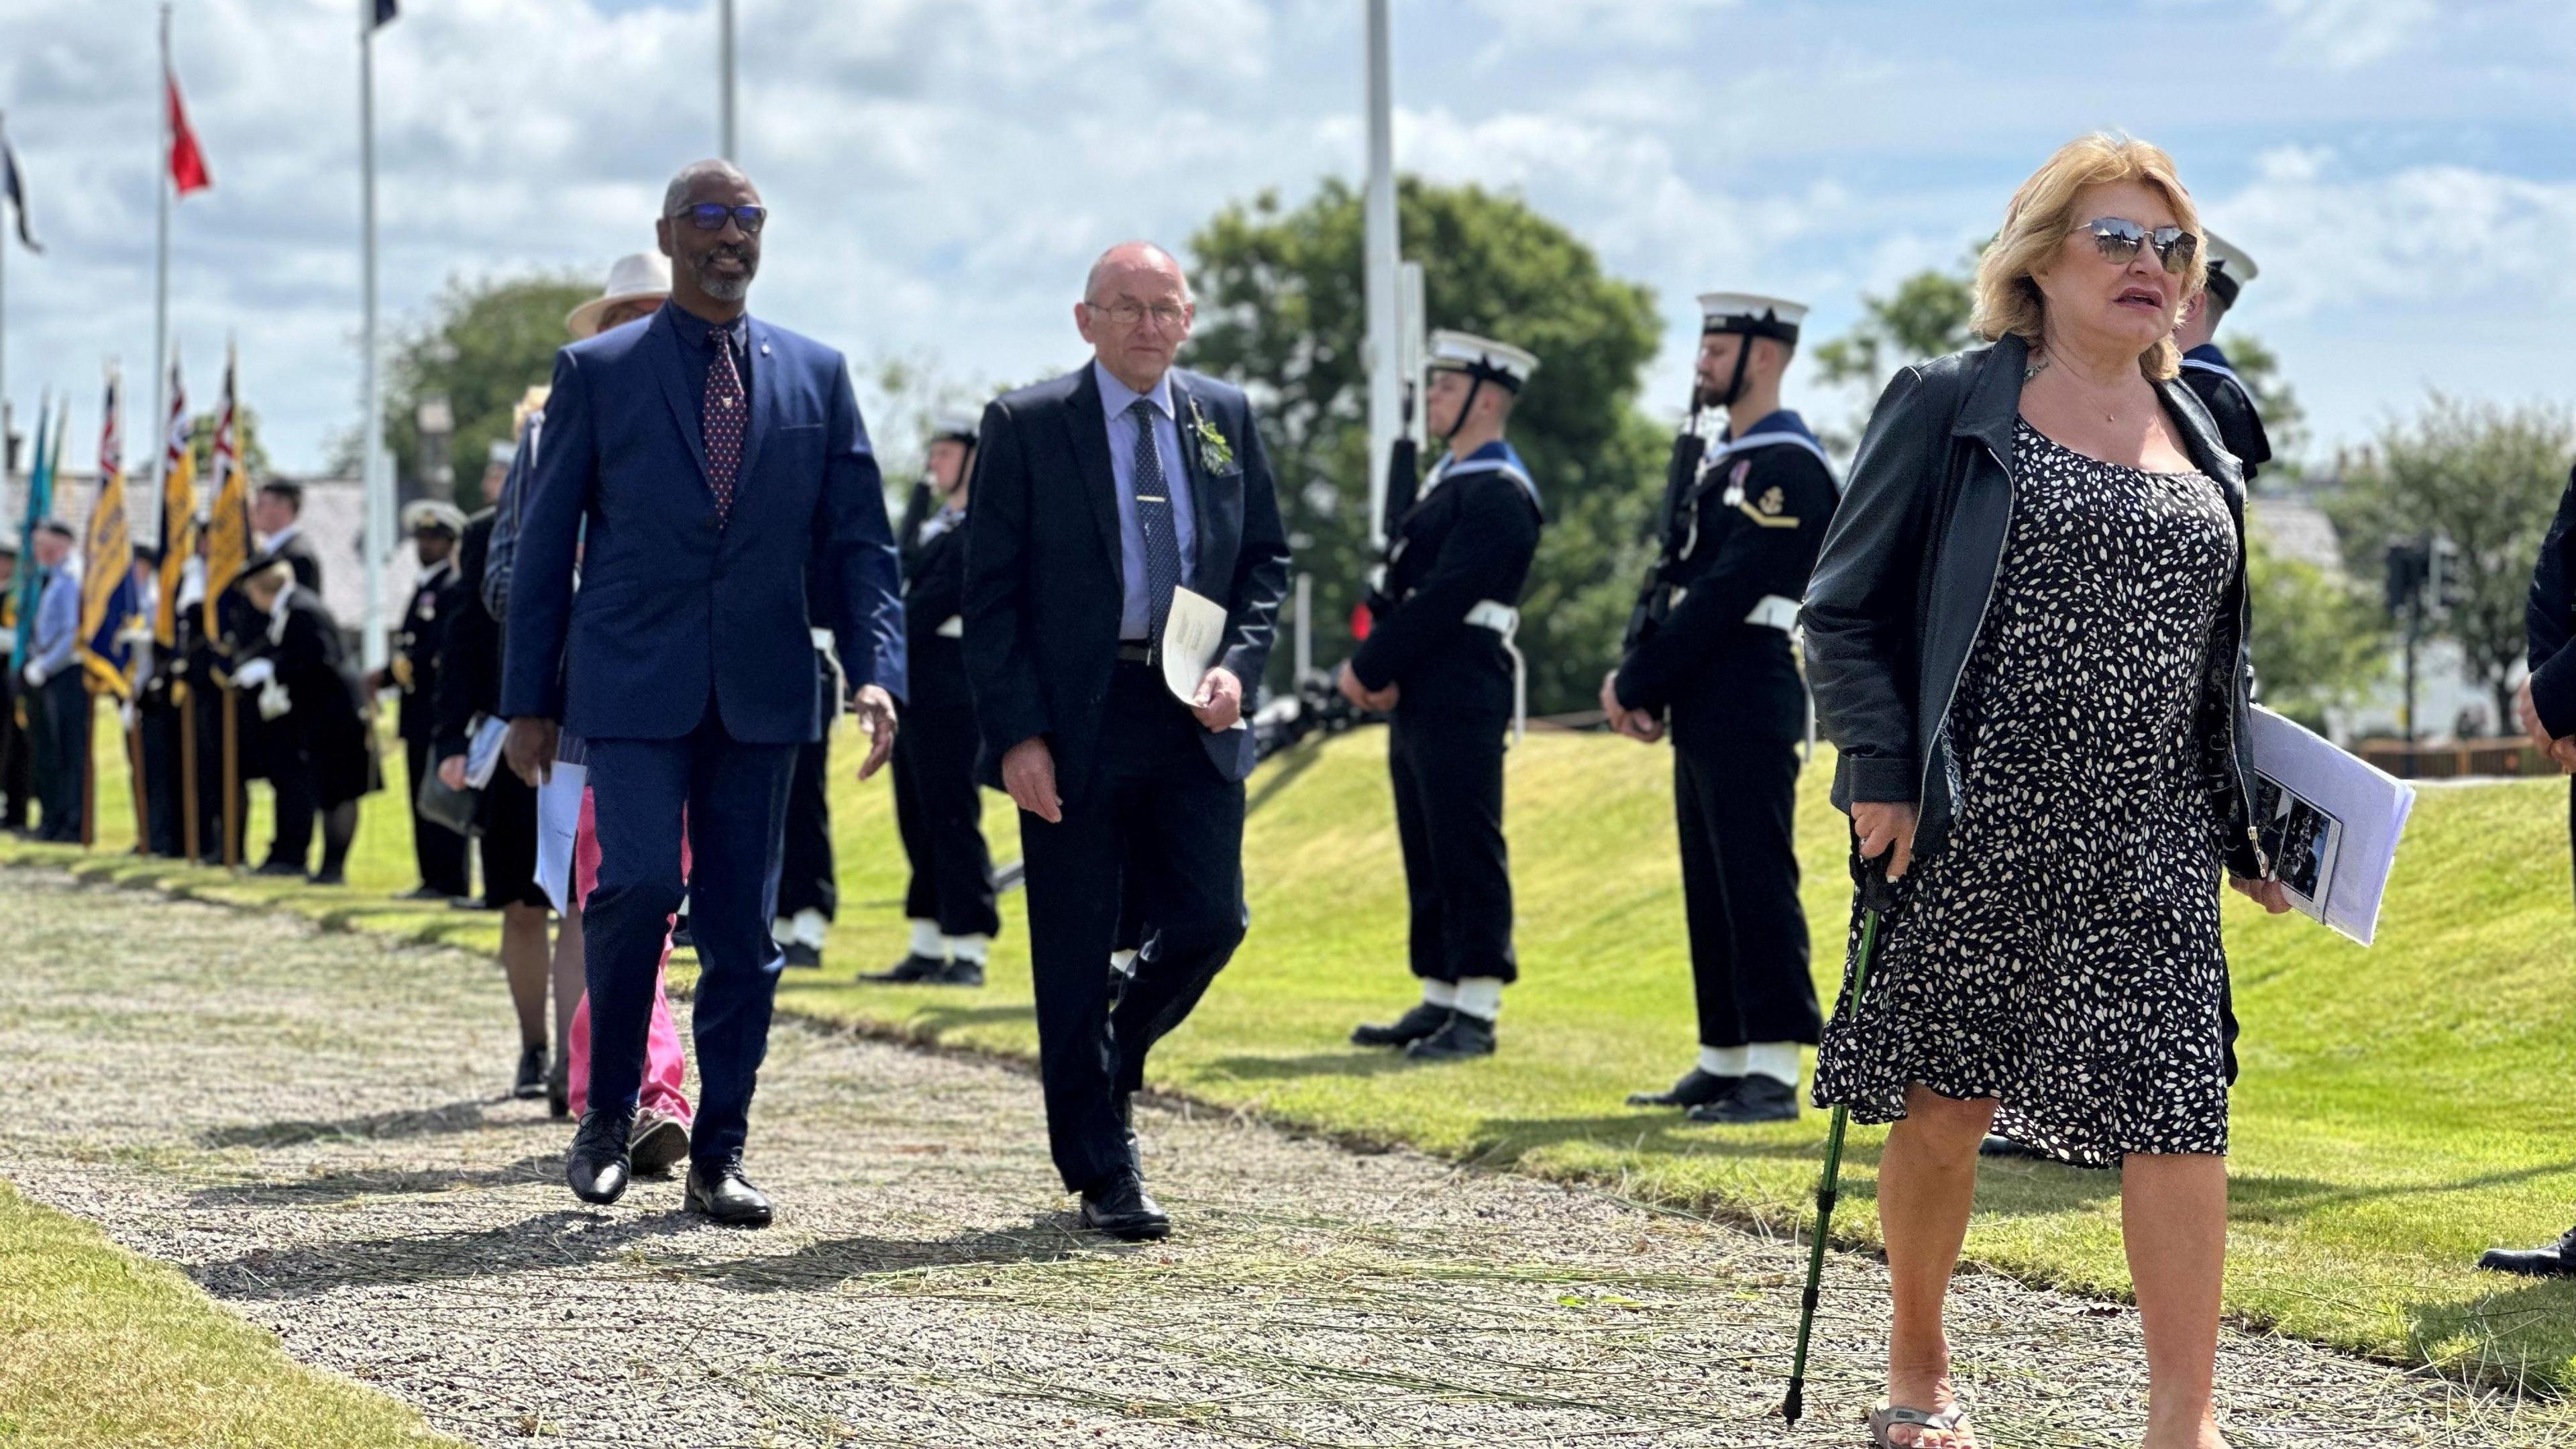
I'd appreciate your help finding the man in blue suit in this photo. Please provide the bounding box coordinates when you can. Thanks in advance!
[963,241,1291,1240]
[503,159,905,1226]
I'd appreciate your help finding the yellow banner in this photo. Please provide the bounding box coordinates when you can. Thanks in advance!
[202,349,248,645]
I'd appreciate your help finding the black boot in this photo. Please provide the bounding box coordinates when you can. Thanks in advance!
[685,1152,773,1228]
[2479,1226,2576,1277]
[511,1045,547,1101]
[1404,1011,1497,1061]
[1626,1066,1742,1108]
[1688,1075,1800,1124]
[566,1106,636,1205]
[1352,1000,1452,1048]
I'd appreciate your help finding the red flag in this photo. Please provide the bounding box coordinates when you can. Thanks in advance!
[166,72,211,195]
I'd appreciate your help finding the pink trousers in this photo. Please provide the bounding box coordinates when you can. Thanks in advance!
[566,786,694,1124]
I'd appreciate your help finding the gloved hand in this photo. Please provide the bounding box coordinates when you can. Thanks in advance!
[256,680,292,721]
[231,657,276,689]
[20,662,42,688]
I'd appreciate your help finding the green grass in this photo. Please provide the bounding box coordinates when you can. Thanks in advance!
[0,1180,454,1448]
[17,703,2576,1396]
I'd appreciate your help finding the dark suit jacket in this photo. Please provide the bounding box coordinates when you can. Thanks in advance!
[2528,468,2576,737]
[271,531,324,596]
[963,364,1290,790]
[499,305,906,744]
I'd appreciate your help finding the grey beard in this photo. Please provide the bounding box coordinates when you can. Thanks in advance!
[700,272,752,303]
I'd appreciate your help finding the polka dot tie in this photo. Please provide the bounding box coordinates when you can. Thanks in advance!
[1126,397,1184,645]
[703,330,747,525]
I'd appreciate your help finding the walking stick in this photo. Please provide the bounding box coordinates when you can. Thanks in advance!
[1782,857,1900,1428]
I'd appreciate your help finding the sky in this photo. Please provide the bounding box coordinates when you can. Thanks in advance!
[1,0,2571,478]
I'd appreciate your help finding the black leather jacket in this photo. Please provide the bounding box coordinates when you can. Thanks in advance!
[1801,333,2269,880]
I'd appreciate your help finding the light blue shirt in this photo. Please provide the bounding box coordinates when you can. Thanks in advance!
[1094,360,1198,640]
[31,560,80,679]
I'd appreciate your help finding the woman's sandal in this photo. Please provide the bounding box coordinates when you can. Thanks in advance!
[1868,1401,1978,1448]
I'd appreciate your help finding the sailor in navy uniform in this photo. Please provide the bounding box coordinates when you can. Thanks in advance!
[868,412,1000,985]
[373,500,470,901]
[1611,292,1837,1125]
[2174,231,2273,485]
[1343,331,1544,1063]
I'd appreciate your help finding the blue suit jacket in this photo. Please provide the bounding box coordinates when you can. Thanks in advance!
[963,364,1291,790]
[500,307,905,743]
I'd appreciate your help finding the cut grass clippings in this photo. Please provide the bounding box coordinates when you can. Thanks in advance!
[13,708,2575,1397]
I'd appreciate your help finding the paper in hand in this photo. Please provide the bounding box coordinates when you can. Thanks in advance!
[2244,707,2414,946]
[1159,586,1246,729]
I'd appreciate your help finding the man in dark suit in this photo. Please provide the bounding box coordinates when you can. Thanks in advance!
[502,158,906,1228]
[963,241,1291,1240]
[252,481,324,594]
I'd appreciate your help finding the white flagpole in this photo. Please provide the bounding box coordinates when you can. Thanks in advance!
[719,0,738,160]
[358,0,387,674]
[151,11,172,549]
[1362,0,1399,553]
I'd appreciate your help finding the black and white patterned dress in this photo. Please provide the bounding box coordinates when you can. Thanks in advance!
[1812,421,2238,1166]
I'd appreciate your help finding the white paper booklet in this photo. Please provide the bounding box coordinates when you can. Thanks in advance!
[1160,586,1246,729]
[535,735,590,914]
[2243,706,2415,945]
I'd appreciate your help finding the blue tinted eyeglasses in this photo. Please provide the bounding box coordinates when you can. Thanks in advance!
[672,203,767,234]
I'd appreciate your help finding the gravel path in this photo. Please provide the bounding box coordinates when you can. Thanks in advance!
[0,869,2561,1448]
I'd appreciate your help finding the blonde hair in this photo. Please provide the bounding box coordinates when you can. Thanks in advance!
[1973,133,2205,381]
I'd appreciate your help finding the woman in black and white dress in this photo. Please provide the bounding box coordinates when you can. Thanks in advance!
[1802,134,2291,1449]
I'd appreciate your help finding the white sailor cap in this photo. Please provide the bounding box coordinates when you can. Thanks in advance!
[1699,292,1807,343]
[400,499,468,537]
[2201,230,2259,309]
[1426,330,1538,392]
[927,411,981,444]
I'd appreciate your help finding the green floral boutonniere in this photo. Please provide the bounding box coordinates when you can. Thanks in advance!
[1189,400,1236,474]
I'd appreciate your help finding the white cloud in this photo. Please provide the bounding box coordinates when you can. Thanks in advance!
[2263,0,2438,69]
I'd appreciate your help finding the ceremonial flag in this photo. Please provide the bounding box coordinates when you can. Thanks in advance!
[155,351,195,648]
[77,368,139,698]
[201,345,248,640]
[1,121,38,252]
[11,396,52,663]
[166,68,211,196]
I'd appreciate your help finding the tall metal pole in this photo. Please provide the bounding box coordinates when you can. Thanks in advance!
[1362,0,1399,552]
[718,0,738,160]
[1,108,11,457]
[358,0,388,674]
[151,15,172,551]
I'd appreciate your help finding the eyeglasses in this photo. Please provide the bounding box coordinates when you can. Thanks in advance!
[2075,216,2196,274]
[672,203,767,234]
[1087,299,1191,333]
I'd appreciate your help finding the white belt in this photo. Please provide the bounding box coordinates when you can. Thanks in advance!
[935,615,964,639]
[1661,590,1800,633]
[1464,600,1527,746]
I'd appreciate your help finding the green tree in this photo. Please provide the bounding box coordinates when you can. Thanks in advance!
[2244,531,2386,731]
[1187,177,1664,713]
[339,273,595,510]
[2325,395,2574,729]
[186,406,270,483]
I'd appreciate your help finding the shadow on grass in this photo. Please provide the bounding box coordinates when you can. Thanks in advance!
[199,1099,495,1150]
[1205,1049,1432,1082]
[2229,1158,2576,1225]
[1458,1111,1852,1171]
[1246,737,1336,816]
[184,1155,564,1208]
[2405,1275,2576,1395]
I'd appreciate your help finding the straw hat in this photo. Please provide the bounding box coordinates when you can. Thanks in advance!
[564,252,672,339]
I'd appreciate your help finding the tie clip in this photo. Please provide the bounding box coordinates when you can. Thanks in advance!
[1136,494,1166,502]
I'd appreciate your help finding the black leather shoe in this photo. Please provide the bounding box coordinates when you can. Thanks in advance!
[863,953,947,983]
[253,859,305,878]
[686,1156,773,1228]
[1079,1170,1171,1241]
[1627,1067,1742,1108]
[1979,1134,2046,1160]
[780,941,823,969]
[400,885,450,902]
[1352,1001,1452,1048]
[566,1108,635,1205]
[1688,1075,1800,1124]
[1404,1012,1497,1061]
[932,957,986,987]
[2479,1226,2576,1277]
[511,1045,547,1101]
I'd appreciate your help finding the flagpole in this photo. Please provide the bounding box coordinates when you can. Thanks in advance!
[719,0,737,160]
[152,8,172,555]
[1362,0,1399,554]
[1,107,11,449]
[358,0,388,676]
